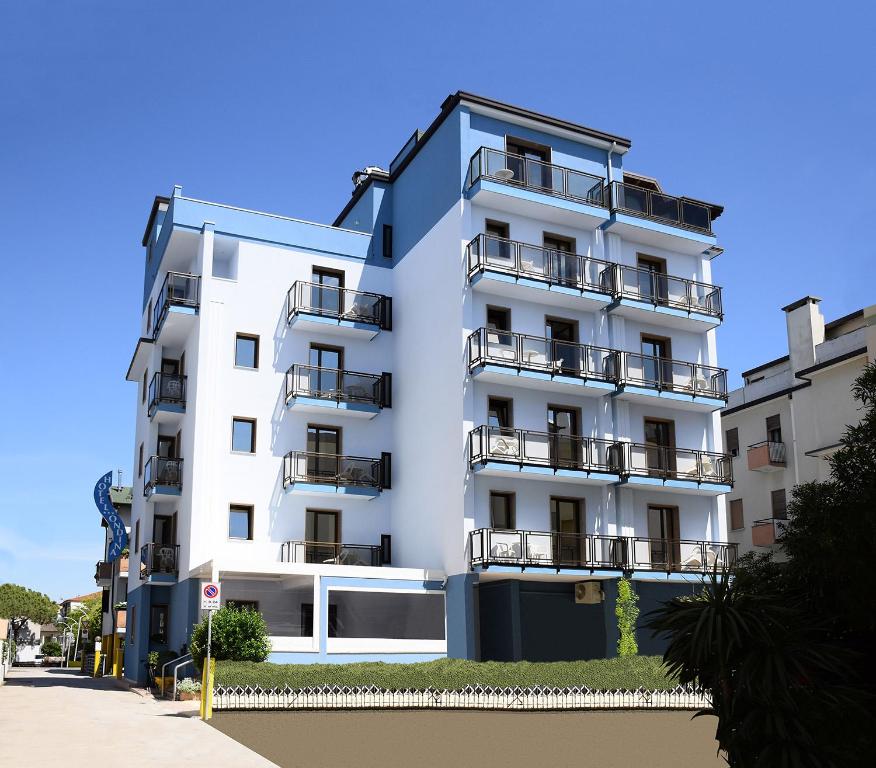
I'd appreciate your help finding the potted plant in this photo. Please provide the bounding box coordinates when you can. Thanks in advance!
[176,677,201,701]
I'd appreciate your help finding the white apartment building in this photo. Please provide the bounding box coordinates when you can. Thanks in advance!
[124,92,733,682]
[722,298,875,553]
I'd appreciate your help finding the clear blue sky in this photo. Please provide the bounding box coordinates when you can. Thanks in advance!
[1,1,874,601]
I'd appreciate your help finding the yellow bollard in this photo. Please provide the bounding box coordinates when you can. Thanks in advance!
[114,647,123,679]
[93,650,102,677]
[199,658,215,721]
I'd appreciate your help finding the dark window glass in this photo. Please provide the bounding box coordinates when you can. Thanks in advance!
[305,510,339,543]
[382,225,393,259]
[235,334,259,368]
[229,505,253,539]
[486,306,511,332]
[729,499,744,530]
[489,493,514,529]
[771,489,787,519]
[488,398,512,429]
[725,428,739,457]
[149,605,168,644]
[232,418,256,453]
[766,415,782,443]
[327,592,444,640]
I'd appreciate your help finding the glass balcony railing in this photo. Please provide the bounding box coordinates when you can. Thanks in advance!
[622,443,732,485]
[467,327,619,383]
[143,456,183,493]
[285,364,385,407]
[140,543,179,579]
[283,451,386,489]
[466,234,615,294]
[469,528,738,574]
[286,281,391,330]
[608,181,713,234]
[153,272,200,334]
[469,425,623,475]
[467,147,607,207]
[610,264,723,319]
[147,372,187,415]
[620,353,728,400]
[281,540,384,567]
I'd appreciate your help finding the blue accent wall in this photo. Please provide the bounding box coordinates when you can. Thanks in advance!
[446,572,478,659]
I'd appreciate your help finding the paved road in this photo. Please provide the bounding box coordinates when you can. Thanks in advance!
[211,709,725,768]
[0,667,276,767]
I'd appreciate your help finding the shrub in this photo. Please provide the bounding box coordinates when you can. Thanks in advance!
[41,639,62,657]
[615,578,640,656]
[177,677,201,693]
[189,606,271,669]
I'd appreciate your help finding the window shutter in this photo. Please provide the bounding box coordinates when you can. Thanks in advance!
[729,499,744,530]
[771,489,787,519]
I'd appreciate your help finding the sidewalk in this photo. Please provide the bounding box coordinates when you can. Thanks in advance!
[0,666,276,767]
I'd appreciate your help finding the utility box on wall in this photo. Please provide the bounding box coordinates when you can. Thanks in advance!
[574,582,604,605]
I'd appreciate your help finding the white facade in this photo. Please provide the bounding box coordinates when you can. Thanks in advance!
[722,299,876,553]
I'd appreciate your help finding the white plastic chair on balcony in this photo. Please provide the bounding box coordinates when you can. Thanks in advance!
[489,435,520,457]
[487,332,516,361]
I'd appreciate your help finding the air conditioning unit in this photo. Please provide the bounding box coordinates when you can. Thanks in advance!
[575,581,604,605]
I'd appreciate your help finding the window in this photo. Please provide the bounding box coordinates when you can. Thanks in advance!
[134,520,140,554]
[548,405,580,465]
[306,509,340,543]
[647,505,681,567]
[486,306,511,332]
[308,345,343,394]
[486,220,509,239]
[766,415,782,444]
[543,234,577,286]
[506,136,550,163]
[725,427,740,457]
[311,268,344,315]
[231,418,256,453]
[130,604,136,644]
[149,604,168,644]
[228,505,253,540]
[327,591,445,640]
[226,600,259,612]
[138,443,144,477]
[488,397,513,429]
[551,497,584,534]
[729,499,744,530]
[300,603,337,638]
[636,254,668,304]
[147,300,152,335]
[771,489,787,520]
[382,224,393,259]
[142,369,147,403]
[306,425,341,479]
[235,333,259,369]
[489,492,515,529]
[153,514,174,546]
[641,334,673,386]
[485,221,511,262]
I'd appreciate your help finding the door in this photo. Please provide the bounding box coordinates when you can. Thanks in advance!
[547,406,580,468]
[640,335,673,388]
[644,418,675,476]
[506,138,551,190]
[485,220,512,266]
[309,345,343,397]
[152,514,175,573]
[311,268,343,316]
[305,509,340,563]
[543,235,578,287]
[551,497,584,565]
[159,358,182,400]
[545,318,579,375]
[307,425,340,480]
[648,506,680,569]
[156,435,176,458]
[637,256,668,305]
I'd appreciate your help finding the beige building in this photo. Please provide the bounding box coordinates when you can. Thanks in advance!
[721,297,875,554]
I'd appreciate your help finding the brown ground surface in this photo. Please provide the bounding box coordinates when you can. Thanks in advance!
[210,709,725,768]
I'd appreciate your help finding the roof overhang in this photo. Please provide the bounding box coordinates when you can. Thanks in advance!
[125,337,153,381]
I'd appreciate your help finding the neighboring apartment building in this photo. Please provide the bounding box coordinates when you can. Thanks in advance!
[123,91,734,682]
[93,486,132,667]
[722,298,875,553]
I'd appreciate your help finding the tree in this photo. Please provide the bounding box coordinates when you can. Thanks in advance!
[67,598,103,648]
[189,605,271,669]
[0,584,58,641]
[648,363,876,766]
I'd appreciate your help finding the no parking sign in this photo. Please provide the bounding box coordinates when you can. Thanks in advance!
[201,582,221,611]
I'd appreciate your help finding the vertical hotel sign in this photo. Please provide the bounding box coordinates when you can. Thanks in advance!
[94,471,128,561]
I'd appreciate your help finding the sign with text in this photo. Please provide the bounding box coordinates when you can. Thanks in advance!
[93,471,128,561]
[201,582,221,611]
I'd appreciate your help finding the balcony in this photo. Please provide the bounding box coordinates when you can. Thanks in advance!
[140,543,179,583]
[94,561,113,587]
[283,451,388,500]
[281,540,385,567]
[466,234,614,310]
[153,272,200,342]
[469,425,623,485]
[287,281,391,339]
[470,528,738,575]
[147,372,187,420]
[620,443,732,494]
[605,181,719,254]
[747,441,786,472]
[614,352,728,411]
[285,364,387,419]
[608,264,723,330]
[466,148,609,229]
[752,517,786,547]
[467,328,617,396]
[143,456,183,499]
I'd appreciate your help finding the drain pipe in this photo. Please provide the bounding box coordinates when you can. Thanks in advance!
[606,141,617,184]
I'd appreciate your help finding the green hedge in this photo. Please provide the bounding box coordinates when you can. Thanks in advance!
[215,656,677,691]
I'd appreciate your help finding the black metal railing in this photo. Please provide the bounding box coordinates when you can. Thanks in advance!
[610,264,722,319]
[469,528,737,574]
[285,365,384,407]
[143,456,183,493]
[467,147,607,207]
[140,543,179,579]
[153,272,200,334]
[283,451,385,489]
[286,281,391,330]
[94,561,113,583]
[622,443,732,484]
[466,233,615,294]
[469,425,623,475]
[748,440,787,465]
[620,353,727,399]
[281,540,383,567]
[147,372,187,415]
[467,328,619,382]
[608,181,713,234]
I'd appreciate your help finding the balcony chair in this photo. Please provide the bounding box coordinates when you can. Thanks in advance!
[156,547,176,571]
[488,435,520,457]
[345,299,376,321]
[157,464,180,485]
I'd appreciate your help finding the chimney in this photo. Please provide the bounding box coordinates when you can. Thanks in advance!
[782,296,824,373]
